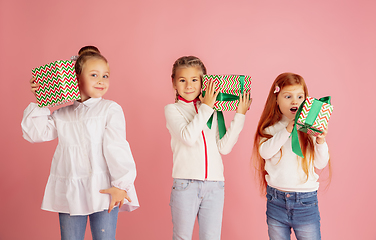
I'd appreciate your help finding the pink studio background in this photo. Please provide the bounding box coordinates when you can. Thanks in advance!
[1,0,375,239]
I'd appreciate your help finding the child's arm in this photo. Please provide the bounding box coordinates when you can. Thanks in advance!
[21,78,57,143]
[259,123,291,160]
[216,92,252,154]
[101,102,138,212]
[165,104,214,146]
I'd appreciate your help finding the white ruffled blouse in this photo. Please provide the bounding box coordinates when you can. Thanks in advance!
[21,98,139,215]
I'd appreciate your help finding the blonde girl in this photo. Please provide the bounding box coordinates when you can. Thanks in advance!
[22,46,139,239]
[165,56,252,240]
[253,72,330,240]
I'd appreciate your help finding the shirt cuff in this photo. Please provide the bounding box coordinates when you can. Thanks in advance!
[111,181,132,193]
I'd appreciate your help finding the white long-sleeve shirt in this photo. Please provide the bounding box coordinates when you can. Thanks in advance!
[259,115,329,192]
[21,98,139,215]
[165,100,245,181]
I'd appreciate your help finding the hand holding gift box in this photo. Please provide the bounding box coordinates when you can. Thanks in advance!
[202,75,252,111]
[292,96,334,157]
[32,60,80,108]
[202,75,252,138]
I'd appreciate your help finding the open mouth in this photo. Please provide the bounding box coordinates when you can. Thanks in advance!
[290,107,298,114]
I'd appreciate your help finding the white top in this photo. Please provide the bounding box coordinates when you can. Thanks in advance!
[21,98,139,215]
[165,100,246,181]
[259,115,330,192]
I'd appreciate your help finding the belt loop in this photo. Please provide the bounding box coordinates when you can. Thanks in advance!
[296,192,300,202]
[273,187,277,199]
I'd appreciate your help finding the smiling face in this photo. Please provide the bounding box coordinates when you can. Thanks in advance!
[276,84,305,120]
[173,66,202,101]
[78,58,110,102]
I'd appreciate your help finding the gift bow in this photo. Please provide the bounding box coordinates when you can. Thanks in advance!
[202,75,246,139]
[291,96,332,158]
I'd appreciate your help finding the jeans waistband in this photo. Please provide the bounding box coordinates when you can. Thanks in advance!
[267,185,317,200]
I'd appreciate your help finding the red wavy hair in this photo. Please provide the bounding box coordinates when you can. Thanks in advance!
[252,73,331,195]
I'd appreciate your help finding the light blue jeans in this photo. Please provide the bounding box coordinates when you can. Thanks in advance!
[170,179,225,240]
[266,185,321,240]
[59,207,119,240]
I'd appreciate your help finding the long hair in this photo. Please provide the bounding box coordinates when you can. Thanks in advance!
[252,73,331,194]
[171,56,207,102]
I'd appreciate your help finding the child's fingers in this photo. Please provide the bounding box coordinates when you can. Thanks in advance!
[206,80,212,94]
[199,93,204,102]
[248,97,253,108]
[108,201,115,213]
[210,80,218,95]
[214,87,219,99]
[124,194,132,203]
[99,189,108,194]
[208,80,215,94]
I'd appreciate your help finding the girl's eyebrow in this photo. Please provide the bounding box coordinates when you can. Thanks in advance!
[282,91,304,94]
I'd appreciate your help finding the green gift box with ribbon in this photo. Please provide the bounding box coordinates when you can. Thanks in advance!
[202,75,252,139]
[202,75,252,111]
[292,96,333,157]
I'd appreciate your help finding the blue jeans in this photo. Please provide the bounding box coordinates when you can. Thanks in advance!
[266,185,321,240]
[59,207,119,240]
[170,179,225,240]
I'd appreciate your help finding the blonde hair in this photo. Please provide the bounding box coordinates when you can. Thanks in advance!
[171,56,206,101]
[75,46,107,76]
[252,72,331,194]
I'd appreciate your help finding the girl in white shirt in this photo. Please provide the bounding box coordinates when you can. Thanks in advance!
[165,56,252,240]
[22,46,139,239]
[253,72,331,240]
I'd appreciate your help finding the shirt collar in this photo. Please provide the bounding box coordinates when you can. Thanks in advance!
[73,97,102,110]
[177,95,200,104]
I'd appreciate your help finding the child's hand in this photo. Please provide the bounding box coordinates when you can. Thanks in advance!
[316,126,328,144]
[199,80,219,108]
[30,77,40,97]
[236,91,252,115]
[100,187,131,213]
[286,119,294,133]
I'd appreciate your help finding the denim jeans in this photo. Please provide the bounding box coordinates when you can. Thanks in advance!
[266,185,321,240]
[170,179,225,240]
[59,207,119,240]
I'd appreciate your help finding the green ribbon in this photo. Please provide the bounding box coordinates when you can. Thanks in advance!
[291,96,332,158]
[203,75,246,139]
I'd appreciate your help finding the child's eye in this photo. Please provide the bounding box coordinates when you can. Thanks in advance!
[179,79,185,83]
[103,75,109,79]
[192,78,198,82]
[298,95,304,99]
[285,95,291,99]
[91,74,97,77]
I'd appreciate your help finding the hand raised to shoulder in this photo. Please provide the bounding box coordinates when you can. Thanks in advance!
[236,91,252,115]
[30,77,40,97]
[199,80,219,108]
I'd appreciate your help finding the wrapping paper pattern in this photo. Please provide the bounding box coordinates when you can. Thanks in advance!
[297,96,333,136]
[202,75,252,111]
[32,60,80,108]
